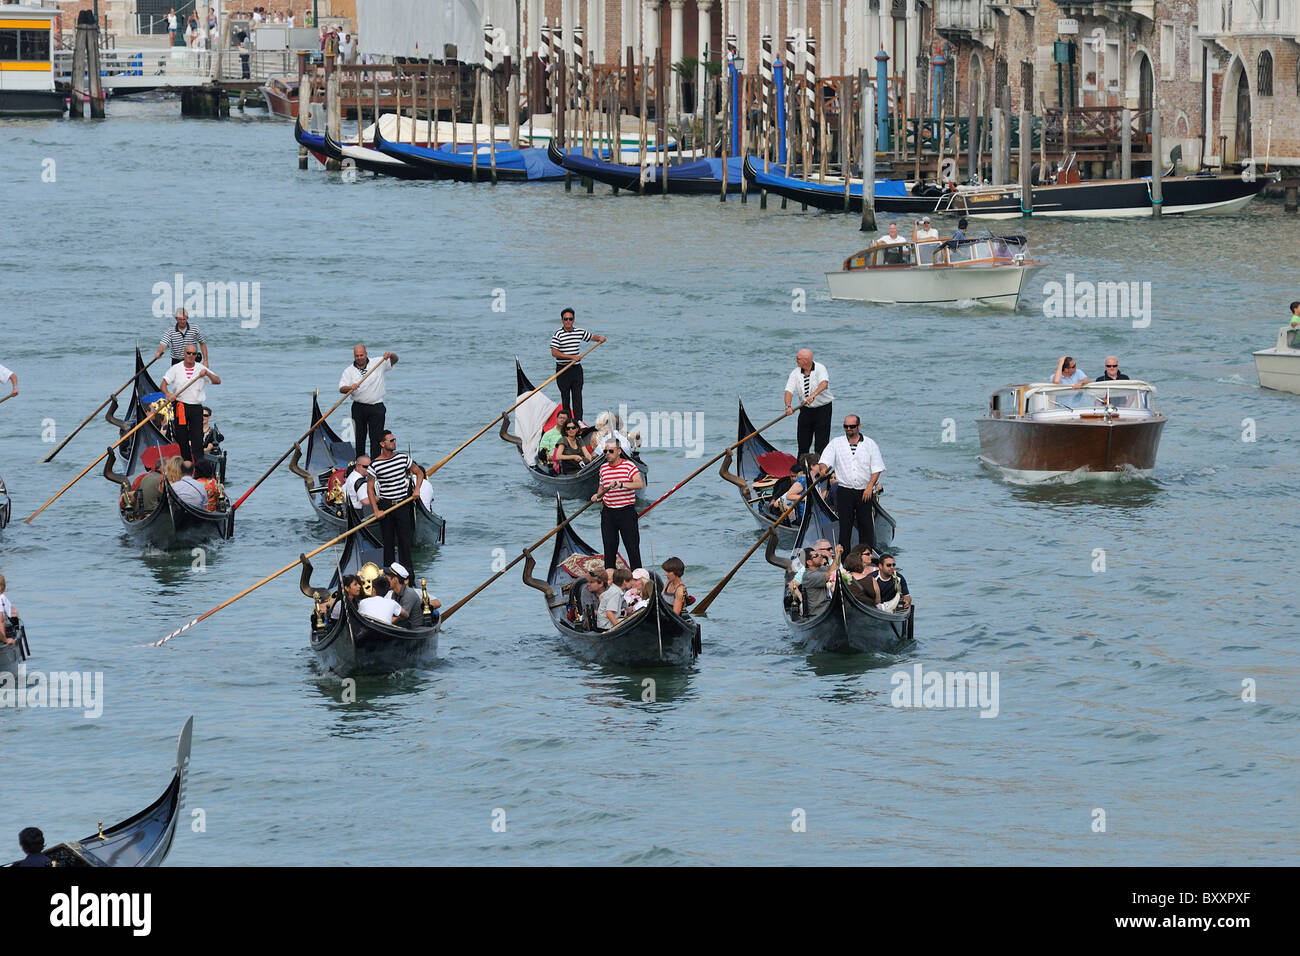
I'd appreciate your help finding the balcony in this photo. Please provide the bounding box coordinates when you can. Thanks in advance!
[935,0,996,47]
[1057,2,1156,24]
[1198,0,1300,39]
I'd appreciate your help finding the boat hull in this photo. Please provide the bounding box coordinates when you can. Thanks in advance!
[0,90,65,117]
[826,262,1040,309]
[311,604,440,677]
[976,417,1166,478]
[0,620,29,672]
[120,488,235,549]
[1254,350,1300,395]
[949,174,1265,219]
[785,589,914,654]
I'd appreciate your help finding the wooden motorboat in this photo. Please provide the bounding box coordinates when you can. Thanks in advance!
[261,73,299,120]
[1254,326,1300,395]
[826,233,1041,310]
[976,381,1166,480]
[521,496,700,668]
[6,718,192,867]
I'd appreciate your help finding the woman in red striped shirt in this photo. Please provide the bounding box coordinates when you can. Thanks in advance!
[592,439,644,571]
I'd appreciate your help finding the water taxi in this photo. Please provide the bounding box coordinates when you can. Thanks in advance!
[0,5,61,116]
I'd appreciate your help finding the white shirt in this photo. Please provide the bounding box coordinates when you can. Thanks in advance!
[172,476,208,509]
[287,15,295,27]
[161,361,211,405]
[344,469,370,510]
[877,232,908,245]
[0,363,13,383]
[916,227,939,240]
[818,435,886,490]
[0,594,14,617]
[358,594,401,625]
[785,362,833,409]
[251,11,262,22]
[339,357,391,405]
[596,428,634,457]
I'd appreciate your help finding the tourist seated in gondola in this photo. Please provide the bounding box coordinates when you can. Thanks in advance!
[358,587,402,626]
[194,458,224,512]
[552,420,596,474]
[839,550,876,602]
[869,555,911,613]
[592,411,638,457]
[173,460,209,510]
[345,456,372,513]
[586,571,622,632]
[661,557,690,615]
[131,458,167,514]
[766,455,815,525]
[322,574,362,622]
[611,568,638,615]
[384,563,424,628]
[201,407,223,455]
[416,465,436,511]
[787,545,838,617]
[0,575,14,647]
[16,828,50,868]
[537,409,571,467]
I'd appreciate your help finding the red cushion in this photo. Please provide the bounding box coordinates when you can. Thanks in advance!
[141,443,182,471]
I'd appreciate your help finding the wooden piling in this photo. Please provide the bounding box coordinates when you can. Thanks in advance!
[1121,107,1132,179]
[860,70,876,232]
[1019,108,1032,215]
[1151,108,1163,218]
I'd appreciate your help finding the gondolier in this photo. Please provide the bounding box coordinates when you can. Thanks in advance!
[814,415,885,552]
[0,361,15,399]
[550,308,606,423]
[366,430,421,585]
[784,349,833,455]
[154,308,208,365]
[339,344,397,459]
[593,438,644,571]
[160,346,220,465]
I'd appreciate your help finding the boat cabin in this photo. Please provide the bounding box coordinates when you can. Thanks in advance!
[0,6,60,117]
[843,235,1029,272]
[986,382,1159,421]
[1271,326,1300,353]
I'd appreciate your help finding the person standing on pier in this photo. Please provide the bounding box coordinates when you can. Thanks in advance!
[593,438,643,572]
[155,308,208,366]
[339,344,398,459]
[550,308,606,424]
[167,8,177,45]
[784,349,833,456]
[0,362,16,400]
[161,346,220,465]
[366,431,421,586]
[814,415,885,552]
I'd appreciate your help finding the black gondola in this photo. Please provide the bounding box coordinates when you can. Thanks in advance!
[720,399,896,551]
[500,358,648,499]
[299,509,440,677]
[767,485,914,654]
[103,416,235,549]
[6,717,192,867]
[288,392,446,548]
[522,495,700,668]
[547,140,752,195]
[373,125,567,182]
[0,616,30,672]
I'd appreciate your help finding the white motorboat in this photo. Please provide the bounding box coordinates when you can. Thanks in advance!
[826,233,1043,310]
[1253,326,1300,395]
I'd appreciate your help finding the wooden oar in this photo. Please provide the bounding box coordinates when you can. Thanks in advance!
[438,498,599,623]
[41,354,163,463]
[693,473,831,616]
[637,398,808,519]
[25,367,213,524]
[231,356,391,510]
[154,485,418,647]
[427,341,604,475]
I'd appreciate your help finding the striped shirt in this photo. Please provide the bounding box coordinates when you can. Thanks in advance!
[551,326,593,367]
[159,323,206,361]
[785,362,833,408]
[369,453,414,501]
[599,458,639,508]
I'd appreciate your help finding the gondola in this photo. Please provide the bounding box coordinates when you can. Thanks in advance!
[299,509,440,677]
[103,416,234,549]
[720,399,896,551]
[323,127,436,180]
[547,141,759,195]
[106,347,226,482]
[288,393,446,548]
[6,717,192,867]
[374,125,568,182]
[743,155,939,213]
[293,116,330,165]
[0,472,10,533]
[766,485,914,654]
[522,496,700,667]
[0,616,29,672]
[499,359,648,499]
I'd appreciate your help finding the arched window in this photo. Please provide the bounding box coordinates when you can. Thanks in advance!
[1258,50,1273,96]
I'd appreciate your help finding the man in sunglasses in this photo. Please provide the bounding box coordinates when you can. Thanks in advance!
[867,554,910,613]
[1095,356,1130,381]
[592,439,644,571]
[161,346,220,465]
[1052,355,1091,388]
[155,307,208,365]
[813,416,885,552]
[550,308,606,424]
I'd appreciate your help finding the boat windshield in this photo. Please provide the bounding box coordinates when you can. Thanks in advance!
[1028,384,1154,413]
[1288,328,1300,350]
[916,241,940,265]
[874,243,915,267]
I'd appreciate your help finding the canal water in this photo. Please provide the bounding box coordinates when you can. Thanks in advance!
[1,99,1296,864]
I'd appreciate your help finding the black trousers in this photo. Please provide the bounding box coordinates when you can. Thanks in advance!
[351,401,387,459]
[377,498,414,584]
[556,364,585,422]
[175,403,204,464]
[601,504,642,570]
[835,484,876,552]
[797,403,833,456]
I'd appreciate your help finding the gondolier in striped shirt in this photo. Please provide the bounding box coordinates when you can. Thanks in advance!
[592,438,643,572]
[813,414,885,552]
[339,344,398,459]
[550,308,606,423]
[784,349,833,455]
[154,308,208,365]
[160,346,220,465]
[365,430,421,585]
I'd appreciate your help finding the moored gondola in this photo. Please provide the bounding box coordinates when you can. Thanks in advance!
[767,485,914,654]
[6,717,192,867]
[103,416,234,549]
[288,393,445,548]
[299,509,440,677]
[743,155,937,214]
[522,495,700,668]
[500,358,648,499]
[374,125,567,182]
[720,399,896,551]
[323,126,435,179]
[547,141,755,194]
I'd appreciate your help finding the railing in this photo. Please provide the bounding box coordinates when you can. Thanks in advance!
[1198,0,1300,36]
[1042,106,1151,147]
[935,0,995,32]
[53,48,213,85]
